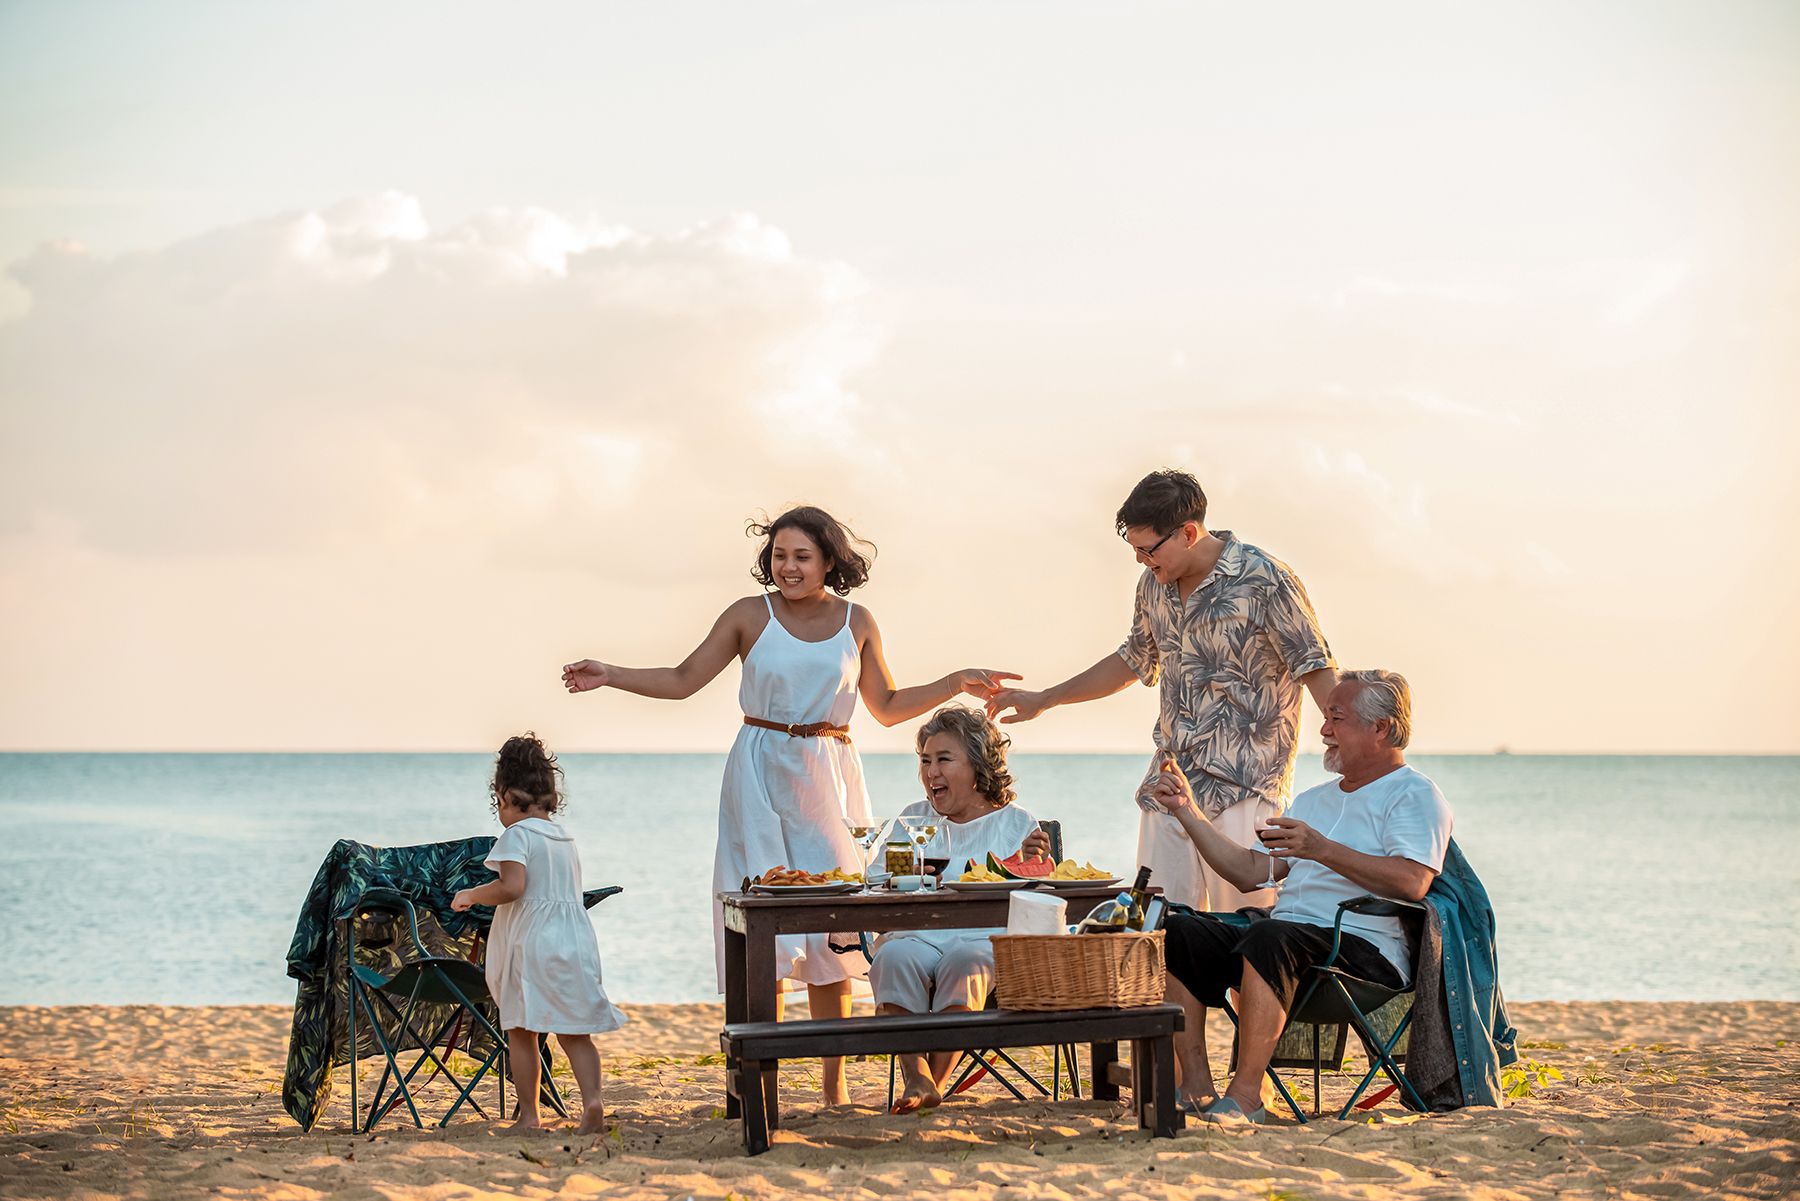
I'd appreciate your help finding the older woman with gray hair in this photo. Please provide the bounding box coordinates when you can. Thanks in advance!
[871,705,1051,1113]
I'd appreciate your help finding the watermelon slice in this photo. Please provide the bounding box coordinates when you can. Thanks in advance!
[987,850,1055,879]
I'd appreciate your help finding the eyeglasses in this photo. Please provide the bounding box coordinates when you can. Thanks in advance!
[1125,527,1181,562]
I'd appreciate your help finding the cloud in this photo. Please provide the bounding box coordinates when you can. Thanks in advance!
[0,193,878,560]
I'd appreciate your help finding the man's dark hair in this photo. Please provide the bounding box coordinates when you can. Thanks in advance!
[1115,469,1207,536]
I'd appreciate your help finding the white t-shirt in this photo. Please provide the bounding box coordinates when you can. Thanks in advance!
[1270,765,1453,981]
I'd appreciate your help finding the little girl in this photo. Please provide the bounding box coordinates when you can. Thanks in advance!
[452,733,627,1134]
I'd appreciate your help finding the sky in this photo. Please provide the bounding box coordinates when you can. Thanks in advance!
[0,1,1796,754]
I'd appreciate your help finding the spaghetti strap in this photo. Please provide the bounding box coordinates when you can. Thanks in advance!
[763,593,775,618]
[840,601,854,633]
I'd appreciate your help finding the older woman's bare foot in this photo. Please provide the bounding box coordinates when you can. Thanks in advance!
[890,1082,942,1115]
[574,1103,608,1135]
[822,1084,852,1107]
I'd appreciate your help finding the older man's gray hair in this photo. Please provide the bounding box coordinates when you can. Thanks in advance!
[1340,670,1412,749]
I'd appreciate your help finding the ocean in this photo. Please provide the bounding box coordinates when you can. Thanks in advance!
[0,753,1794,1005]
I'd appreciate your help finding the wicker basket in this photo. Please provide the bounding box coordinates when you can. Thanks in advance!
[991,931,1165,1011]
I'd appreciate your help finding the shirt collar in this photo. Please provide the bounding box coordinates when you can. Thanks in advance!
[1160,529,1244,599]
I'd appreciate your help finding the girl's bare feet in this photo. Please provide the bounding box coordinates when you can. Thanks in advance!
[505,1115,544,1133]
[575,1104,608,1136]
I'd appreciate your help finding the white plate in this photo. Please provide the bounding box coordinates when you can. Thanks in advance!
[941,879,1032,891]
[749,881,862,896]
[1035,876,1124,890]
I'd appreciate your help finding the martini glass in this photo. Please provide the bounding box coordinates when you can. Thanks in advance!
[912,818,942,887]
[844,818,887,889]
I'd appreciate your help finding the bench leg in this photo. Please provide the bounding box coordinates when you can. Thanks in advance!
[737,1059,769,1155]
[1149,1034,1178,1137]
[762,1064,780,1132]
[1131,1038,1149,1129]
[1090,1041,1120,1102]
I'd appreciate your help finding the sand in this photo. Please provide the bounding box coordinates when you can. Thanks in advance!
[1,1000,1795,1200]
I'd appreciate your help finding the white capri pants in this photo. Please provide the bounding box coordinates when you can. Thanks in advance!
[869,930,997,1013]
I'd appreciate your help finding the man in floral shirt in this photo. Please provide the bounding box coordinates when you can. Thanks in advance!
[987,469,1337,909]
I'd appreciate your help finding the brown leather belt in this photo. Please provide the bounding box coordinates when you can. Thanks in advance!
[743,716,852,741]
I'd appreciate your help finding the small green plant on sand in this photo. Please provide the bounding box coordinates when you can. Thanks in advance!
[1501,1059,1564,1100]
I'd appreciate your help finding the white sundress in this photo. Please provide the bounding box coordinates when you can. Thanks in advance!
[484,817,628,1035]
[711,594,872,992]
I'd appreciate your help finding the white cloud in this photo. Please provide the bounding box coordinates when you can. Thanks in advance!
[0,194,878,560]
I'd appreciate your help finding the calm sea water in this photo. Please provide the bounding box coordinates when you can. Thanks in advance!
[0,753,1794,1005]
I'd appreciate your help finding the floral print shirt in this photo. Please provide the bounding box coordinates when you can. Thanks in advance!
[1117,531,1335,817]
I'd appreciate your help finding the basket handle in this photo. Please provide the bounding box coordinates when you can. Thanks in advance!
[1117,933,1159,981]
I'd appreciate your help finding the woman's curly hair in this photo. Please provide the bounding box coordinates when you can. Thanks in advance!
[491,732,565,816]
[916,705,1016,808]
[748,506,875,596]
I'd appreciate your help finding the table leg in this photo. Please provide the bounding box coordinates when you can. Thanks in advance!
[1131,1037,1148,1128]
[746,914,780,1131]
[724,922,747,1120]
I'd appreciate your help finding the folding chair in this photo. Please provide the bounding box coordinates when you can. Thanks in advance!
[344,884,624,1131]
[1219,895,1431,1123]
[874,819,1082,1108]
[345,887,509,1132]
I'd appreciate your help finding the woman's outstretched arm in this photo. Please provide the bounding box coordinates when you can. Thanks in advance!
[562,599,753,701]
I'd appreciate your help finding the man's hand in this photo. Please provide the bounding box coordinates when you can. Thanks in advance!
[561,659,609,693]
[1149,758,1198,815]
[1258,816,1329,861]
[985,687,1051,724]
[1018,828,1052,860]
[951,668,1022,701]
[450,889,477,913]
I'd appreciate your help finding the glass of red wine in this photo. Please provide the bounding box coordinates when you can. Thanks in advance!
[1255,820,1282,890]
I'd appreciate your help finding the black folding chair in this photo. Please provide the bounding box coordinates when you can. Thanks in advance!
[1218,895,1430,1122]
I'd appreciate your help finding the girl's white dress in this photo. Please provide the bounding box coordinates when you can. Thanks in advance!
[484,817,628,1034]
[712,595,872,992]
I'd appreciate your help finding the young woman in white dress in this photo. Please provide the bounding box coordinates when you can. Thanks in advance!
[451,734,627,1134]
[561,505,1015,1105]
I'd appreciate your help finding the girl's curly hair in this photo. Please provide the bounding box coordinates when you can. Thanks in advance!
[491,732,564,817]
[916,705,1016,808]
[748,506,875,596]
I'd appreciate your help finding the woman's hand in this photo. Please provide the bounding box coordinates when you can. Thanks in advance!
[561,659,610,693]
[1149,758,1198,815]
[450,889,476,912]
[1019,828,1052,860]
[950,668,1021,701]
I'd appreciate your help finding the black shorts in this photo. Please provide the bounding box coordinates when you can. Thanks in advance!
[1162,911,1403,1011]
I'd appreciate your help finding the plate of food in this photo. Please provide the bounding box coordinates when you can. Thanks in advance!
[746,866,863,895]
[750,881,862,895]
[941,878,1032,892]
[1035,876,1124,890]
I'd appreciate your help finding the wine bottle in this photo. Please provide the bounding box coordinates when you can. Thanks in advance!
[1124,866,1152,931]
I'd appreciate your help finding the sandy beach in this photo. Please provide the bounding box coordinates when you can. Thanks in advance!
[1,1000,1794,1200]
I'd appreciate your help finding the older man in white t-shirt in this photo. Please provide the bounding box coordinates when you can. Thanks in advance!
[1150,670,1453,1124]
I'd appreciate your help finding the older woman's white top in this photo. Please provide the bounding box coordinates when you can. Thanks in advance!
[882,798,1041,954]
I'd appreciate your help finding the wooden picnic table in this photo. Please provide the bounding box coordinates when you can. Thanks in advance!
[718,884,1135,1119]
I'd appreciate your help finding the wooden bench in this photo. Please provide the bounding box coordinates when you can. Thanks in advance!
[720,1004,1184,1154]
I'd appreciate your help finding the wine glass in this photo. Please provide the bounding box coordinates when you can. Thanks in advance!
[1255,820,1282,891]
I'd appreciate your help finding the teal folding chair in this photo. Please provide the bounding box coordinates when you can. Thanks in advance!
[1218,895,1430,1122]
